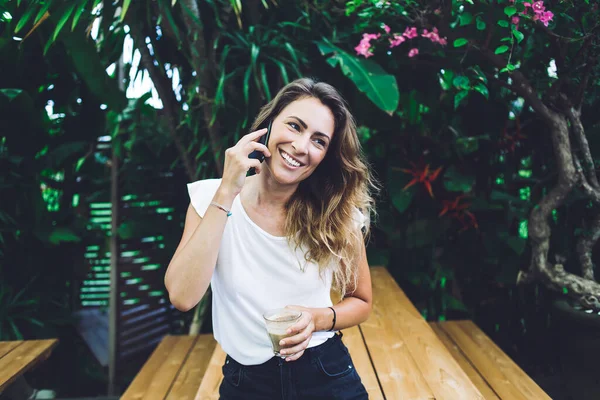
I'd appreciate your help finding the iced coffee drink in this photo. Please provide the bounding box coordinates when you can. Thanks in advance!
[263,308,302,358]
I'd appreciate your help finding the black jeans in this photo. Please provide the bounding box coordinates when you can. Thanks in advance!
[219,331,368,400]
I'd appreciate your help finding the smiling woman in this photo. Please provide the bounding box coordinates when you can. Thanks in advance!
[164,78,378,399]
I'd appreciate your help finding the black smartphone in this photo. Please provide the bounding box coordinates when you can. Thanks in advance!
[248,120,272,163]
[247,120,272,176]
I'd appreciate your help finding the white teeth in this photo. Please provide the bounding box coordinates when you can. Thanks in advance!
[281,151,301,167]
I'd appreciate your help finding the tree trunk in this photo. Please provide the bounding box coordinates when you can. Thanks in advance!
[576,212,600,281]
[520,114,600,309]
[478,44,600,309]
[180,0,224,177]
[127,18,197,181]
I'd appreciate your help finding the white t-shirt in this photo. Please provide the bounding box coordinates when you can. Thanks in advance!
[187,178,365,365]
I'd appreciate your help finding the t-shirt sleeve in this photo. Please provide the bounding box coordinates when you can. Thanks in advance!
[186,179,222,218]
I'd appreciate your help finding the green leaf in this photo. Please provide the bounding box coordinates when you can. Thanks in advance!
[316,39,399,115]
[469,65,487,84]
[215,70,226,106]
[260,62,271,101]
[269,58,290,84]
[62,34,127,110]
[452,76,470,90]
[454,38,469,47]
[72,0,90,31]
[472,83,489,99]
[284,42,299,65]
[161,0,181,43]
[495,45,509,54]
[504,6,517,16]
[459,12,473,26]
[15,5,36,33]
[53,2,77,42]
[455,136,483,155]
[497,20,509,28]
[476,16,486,30]
[388,167,415,213]
[439,69,455,90]
[0,89,35,114]
[443,166,475,192]
[454,90,468,109]
[506,236,527,255]
[490,190,528,205]
[48,227,81,245]
[512,27,524,43]
[121,0,132,21]
[243,66,252,105]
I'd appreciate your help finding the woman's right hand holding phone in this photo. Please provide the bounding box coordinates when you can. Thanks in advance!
[220,128,271,197]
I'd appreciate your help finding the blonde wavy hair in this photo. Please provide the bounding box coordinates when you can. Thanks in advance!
[249,78,378,298]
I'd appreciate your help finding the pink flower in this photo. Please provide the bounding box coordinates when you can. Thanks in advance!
[403,27,418,39]
[354,42,372,58]
[532,1,545,12]
[512,16,520,25]
[539,10,554,26]
[389,34,406,48]
[408,48,419,57]
[524,2,531,7]
[354,33,381,58]
[382,24,391,33]
[363,33,381,41]
[421,27,448,46]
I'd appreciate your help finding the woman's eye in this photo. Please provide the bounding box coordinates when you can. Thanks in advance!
[288,122,300,131]
[313,138,327,147]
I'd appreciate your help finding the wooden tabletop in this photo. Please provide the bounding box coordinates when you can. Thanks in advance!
[0,339,59,393]
[124,266,548,399]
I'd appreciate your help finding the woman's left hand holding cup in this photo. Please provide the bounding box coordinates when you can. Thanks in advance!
[279,305,315,361]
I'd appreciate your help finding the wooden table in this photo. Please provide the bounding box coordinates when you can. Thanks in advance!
[124,267,551,399]
[0,339,58,394]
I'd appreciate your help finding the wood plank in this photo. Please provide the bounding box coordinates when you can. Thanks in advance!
[439,320,551,400]
[122,335,197,400]
[0,342,23,360]
[430,322,499,400]
[194,343,227,400]
[367,267,484,399]
[166,335,217,400]
[333,287,385,399]
[0,339,58,393]
[342,326,384,400]
[360,268,434,400]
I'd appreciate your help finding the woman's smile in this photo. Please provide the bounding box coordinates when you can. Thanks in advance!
[279,149,305,169]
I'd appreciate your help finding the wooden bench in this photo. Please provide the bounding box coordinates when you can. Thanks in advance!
[123,267,550,399]
[431,320,551,400]
[0,339,59,395]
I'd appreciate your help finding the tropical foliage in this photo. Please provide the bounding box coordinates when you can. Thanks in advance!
[1,0,599,395]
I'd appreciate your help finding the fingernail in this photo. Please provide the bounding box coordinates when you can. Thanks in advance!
[280,340,285,346]
[287,329,291,334]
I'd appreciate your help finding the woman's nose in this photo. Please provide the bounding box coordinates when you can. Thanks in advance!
[291,136,309,155]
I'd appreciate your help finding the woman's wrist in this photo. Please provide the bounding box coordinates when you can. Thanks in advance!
[214,184,237,208]
[312,307,336,332]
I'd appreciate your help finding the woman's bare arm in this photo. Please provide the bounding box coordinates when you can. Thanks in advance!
[164,188,234,312]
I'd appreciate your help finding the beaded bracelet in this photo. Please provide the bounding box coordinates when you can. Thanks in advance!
[210,201,232,217]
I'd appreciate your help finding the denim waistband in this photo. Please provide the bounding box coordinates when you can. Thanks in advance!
[226,331,343,369]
